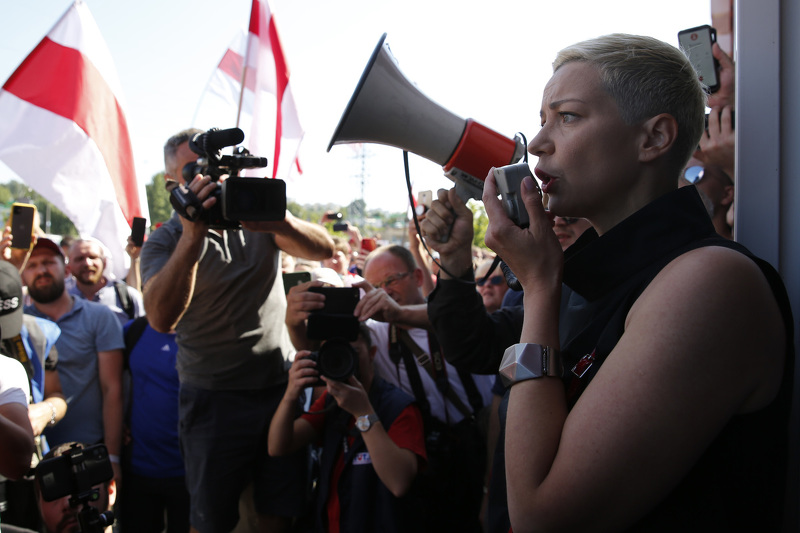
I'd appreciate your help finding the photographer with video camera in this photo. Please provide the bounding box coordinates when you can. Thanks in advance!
[268,322,426,533]
[140,128,333,533]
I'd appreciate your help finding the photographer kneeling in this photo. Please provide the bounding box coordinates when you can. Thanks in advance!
[268,323,426,533]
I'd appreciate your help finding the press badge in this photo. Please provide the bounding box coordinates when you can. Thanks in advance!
[352,452,372,465]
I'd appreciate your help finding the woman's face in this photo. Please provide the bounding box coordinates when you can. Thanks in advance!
[527,62,643,233]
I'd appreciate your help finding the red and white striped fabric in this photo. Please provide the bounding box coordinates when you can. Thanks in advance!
[0,0,148,280]
[194,0,303,181]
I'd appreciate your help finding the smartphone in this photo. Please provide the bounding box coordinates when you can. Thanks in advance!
[333,222,349,232]
[282,271,312,295]
[131,217,147,247]
[324,212,343,221]
[36,443,113,502]
[8,202,37,249]
[678,25,720,93]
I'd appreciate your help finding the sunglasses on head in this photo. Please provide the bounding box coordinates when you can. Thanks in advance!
[683,165,705,185]
[476,275,505,287]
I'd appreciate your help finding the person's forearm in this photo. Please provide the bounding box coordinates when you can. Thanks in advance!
[101,381,123,457]
[28,396,66,437]
[143,234,204,332]
[274,213,335,261]
[0,406,35,480]
[437,246,473,280]
[361,420,418,497]
[428,279,523,374]
[287,321,318,352]
[505,288,564,531]
[268,396,299,456]
[125,258,141,292]
[393,304,431,329]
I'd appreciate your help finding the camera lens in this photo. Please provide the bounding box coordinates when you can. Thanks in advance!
[317,339,357,381]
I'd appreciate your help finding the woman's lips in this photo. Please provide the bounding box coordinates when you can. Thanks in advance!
[535,168,556,194]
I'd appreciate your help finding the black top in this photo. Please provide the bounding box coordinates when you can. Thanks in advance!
[428,186,794,531]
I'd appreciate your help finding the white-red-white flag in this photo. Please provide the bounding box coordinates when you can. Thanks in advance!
[0,0,148,280]
[193,0,303,181]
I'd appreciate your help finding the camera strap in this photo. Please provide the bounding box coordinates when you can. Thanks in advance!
[392,325,474,420]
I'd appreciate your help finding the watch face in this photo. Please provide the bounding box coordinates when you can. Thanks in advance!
[356,416,370,432]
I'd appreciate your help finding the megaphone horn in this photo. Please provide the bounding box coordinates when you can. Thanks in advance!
[328,33,525,201]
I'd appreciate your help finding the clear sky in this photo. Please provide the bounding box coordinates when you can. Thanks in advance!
[0,0,711,215]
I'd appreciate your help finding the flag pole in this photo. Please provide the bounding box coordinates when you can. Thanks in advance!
[235,1,254,131]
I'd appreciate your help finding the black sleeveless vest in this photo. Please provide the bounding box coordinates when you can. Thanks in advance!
[557,186,794,531]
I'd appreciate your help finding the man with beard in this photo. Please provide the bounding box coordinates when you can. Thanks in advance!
[67,238,144,325]
[20,238,124,484]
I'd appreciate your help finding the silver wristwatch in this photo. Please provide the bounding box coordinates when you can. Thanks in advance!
[499,343,563,387]
[355,413,379,432]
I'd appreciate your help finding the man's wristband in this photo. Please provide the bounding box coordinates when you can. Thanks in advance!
[108,454,121,464]
[499,343,563,387]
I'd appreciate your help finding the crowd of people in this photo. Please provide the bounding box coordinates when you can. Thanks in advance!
[0,32,794,533]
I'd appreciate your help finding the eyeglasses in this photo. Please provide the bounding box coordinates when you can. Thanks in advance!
[556,216,581,225]
[375,271,412,290]
[476,275,504,287]
[683,165,705,184]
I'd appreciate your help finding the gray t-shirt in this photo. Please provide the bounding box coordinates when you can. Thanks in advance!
[28,297,124,448]
[140,213,290,391]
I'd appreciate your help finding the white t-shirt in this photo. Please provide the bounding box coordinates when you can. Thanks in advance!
[0,354,31,407]
[367,320,494,425]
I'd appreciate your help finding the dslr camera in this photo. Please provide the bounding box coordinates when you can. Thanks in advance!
[168,127,287,230]
[35,443,114,532]
[306,287,361,384]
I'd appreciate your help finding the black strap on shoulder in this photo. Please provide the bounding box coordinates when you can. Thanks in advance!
[390,325,433,422]
[114,281,135,320]
[123,316,149,369]
[393,325,474,420]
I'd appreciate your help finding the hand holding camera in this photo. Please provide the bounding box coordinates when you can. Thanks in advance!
[322,373,371,418]
[168,127,286,230]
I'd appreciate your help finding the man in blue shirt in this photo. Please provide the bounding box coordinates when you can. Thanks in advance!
[20,237,124,484]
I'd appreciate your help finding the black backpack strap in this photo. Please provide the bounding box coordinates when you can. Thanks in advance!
[114,281,135,320]
[123,316,149,370]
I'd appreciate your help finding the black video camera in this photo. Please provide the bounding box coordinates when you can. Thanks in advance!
[35,443,115,532]
[306,286,360,384]
[168,127,287,230]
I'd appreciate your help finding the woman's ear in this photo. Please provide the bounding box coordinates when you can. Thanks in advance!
[638,113,678,163]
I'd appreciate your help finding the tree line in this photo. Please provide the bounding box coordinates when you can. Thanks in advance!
[0,173,489,251]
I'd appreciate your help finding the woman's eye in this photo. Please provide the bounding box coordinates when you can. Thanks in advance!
[560,112,577,123]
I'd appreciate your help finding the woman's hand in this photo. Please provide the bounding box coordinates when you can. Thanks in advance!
[482,171,562,295]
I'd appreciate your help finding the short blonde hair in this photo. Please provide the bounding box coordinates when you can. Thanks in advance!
[554,34,706,177]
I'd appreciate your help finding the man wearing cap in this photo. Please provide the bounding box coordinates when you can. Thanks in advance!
[19,237,124,484]
[66,237,144,325]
